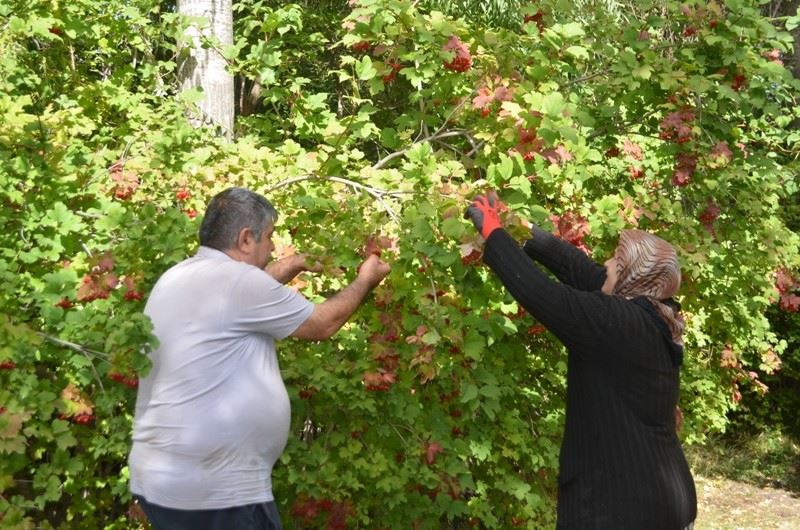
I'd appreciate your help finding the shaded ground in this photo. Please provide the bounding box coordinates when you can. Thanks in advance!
[686,429,800,529]
[694,474,800,529]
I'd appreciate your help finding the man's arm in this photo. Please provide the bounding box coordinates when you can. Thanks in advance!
[265,254,322,284]
[290,254,390,341]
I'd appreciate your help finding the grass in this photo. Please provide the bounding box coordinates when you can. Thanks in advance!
[684,427,800,493]
[685,427,800,529]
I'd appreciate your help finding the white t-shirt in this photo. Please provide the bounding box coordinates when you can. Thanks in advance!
[128,246,314,509]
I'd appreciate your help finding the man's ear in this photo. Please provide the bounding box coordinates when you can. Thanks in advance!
[236,227,255,254]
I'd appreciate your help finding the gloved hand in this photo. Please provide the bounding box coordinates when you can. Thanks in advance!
[464,191,503,239]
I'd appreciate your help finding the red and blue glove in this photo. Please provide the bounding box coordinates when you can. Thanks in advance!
[464,191,503,239]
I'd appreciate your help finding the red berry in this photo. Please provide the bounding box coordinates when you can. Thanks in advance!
[124,290,143,302]
[185,208,197,219]
[350,41,371,53]
[527,325,546,336]
[442,36,472,73]
[72,413,94,425]
[628,166,644,180]
[0,360,15,370]
[731,74,747,92]
[55,297,73,309]
[175,188,191,201]
[461,249,482,266]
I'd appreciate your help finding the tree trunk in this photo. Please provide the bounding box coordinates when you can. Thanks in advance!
[177,0,234,138]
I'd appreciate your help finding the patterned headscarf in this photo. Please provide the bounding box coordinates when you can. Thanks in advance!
[612,229,685,347]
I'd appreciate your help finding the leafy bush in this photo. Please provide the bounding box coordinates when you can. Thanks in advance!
[1,0,799,528]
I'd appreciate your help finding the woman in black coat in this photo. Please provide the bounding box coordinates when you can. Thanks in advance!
[465,193,696,530]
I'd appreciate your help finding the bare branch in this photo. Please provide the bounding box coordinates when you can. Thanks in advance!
[36,332,108,392]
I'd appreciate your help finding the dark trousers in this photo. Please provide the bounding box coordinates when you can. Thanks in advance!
[134,495,282,530]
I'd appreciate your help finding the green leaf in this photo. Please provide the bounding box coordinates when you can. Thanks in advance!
[441,217,465,239]
[355,56,377,81]
[632,64,652,80]
[565,46,588,60]
[541,92,565,118]
[44,203,83,234]
[461,383,479,403]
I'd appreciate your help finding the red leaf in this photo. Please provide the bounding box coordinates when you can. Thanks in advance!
[671,152,697,187]
[471,87,493,110]
[622,139,643,161]
[424,441,444,465]
[550,212,591,253]
[710,141,733,163]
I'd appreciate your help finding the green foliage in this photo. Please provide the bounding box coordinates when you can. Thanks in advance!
[685,427,800,492]
[1,0,799,528]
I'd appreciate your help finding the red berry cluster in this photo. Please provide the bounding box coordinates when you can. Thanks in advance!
[514,126,543,161]
[0,360,16,370]
[175,188,191,201]
[124,290,143,301]
[71,413,94,425]
[731,73,747,92]
[442,36,472,73]
[109,371,139,389]
[699,201,721,238]
[55,297,74,309]
[461,247,482,266]
[350,40,371,53]
[60,411,95,424]
[527,324,546,336]
[382,61,401,84]
[291,496,353,530]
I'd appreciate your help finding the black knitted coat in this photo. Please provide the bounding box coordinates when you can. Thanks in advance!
[483,228,696,530]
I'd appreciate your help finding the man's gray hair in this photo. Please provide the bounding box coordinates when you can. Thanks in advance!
[199,188,278,251]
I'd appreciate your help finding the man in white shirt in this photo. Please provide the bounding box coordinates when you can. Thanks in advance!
[128,187,390,530]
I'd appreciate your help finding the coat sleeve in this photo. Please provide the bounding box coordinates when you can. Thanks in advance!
[483,229,621,353]
[522,225,606,292]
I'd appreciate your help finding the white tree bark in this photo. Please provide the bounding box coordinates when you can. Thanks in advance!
[177,0,234,138]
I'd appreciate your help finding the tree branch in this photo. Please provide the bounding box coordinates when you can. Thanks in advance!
[36,332,108,392]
